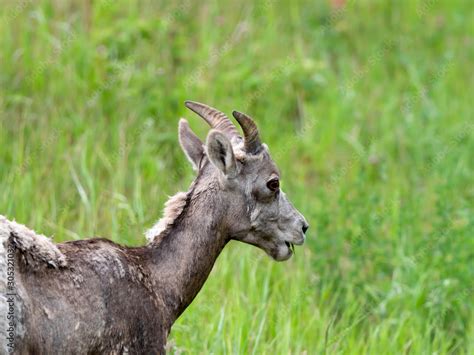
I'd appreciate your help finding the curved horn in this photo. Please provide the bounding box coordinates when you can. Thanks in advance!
[232,110,262,154]
[185,101,239,140]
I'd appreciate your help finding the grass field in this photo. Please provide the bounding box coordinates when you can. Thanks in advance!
[1,0,473,353]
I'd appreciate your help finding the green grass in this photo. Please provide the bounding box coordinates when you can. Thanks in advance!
[1,0,473,353]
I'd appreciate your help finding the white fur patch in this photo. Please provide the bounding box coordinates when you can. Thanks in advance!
[234,142,268,161]
[0,215,67,268]
[145,192,188,243]
[231,138,246,160]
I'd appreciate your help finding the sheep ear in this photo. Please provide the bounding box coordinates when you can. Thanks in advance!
[179,119,204,171]
[206,130,237,177]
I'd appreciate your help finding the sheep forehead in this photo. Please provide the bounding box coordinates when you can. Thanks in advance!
[237,145,279,177]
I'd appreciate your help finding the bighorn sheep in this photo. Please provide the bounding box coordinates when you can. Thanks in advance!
[0,101,309,354]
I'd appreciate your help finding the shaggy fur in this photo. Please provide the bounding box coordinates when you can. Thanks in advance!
[145,192,189,244]
[0,216,67,270]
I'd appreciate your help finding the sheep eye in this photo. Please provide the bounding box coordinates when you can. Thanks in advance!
[266,178,280,192]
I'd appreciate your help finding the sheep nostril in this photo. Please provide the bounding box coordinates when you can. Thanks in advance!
[302,223,309,234]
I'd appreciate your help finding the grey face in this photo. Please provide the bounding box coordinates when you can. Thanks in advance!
[225,150,308,261]
[179,101,309,261]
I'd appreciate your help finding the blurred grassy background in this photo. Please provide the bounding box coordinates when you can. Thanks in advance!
[0,0,473,353]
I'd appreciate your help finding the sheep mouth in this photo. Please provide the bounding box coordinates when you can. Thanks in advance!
[285,241,295,253]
